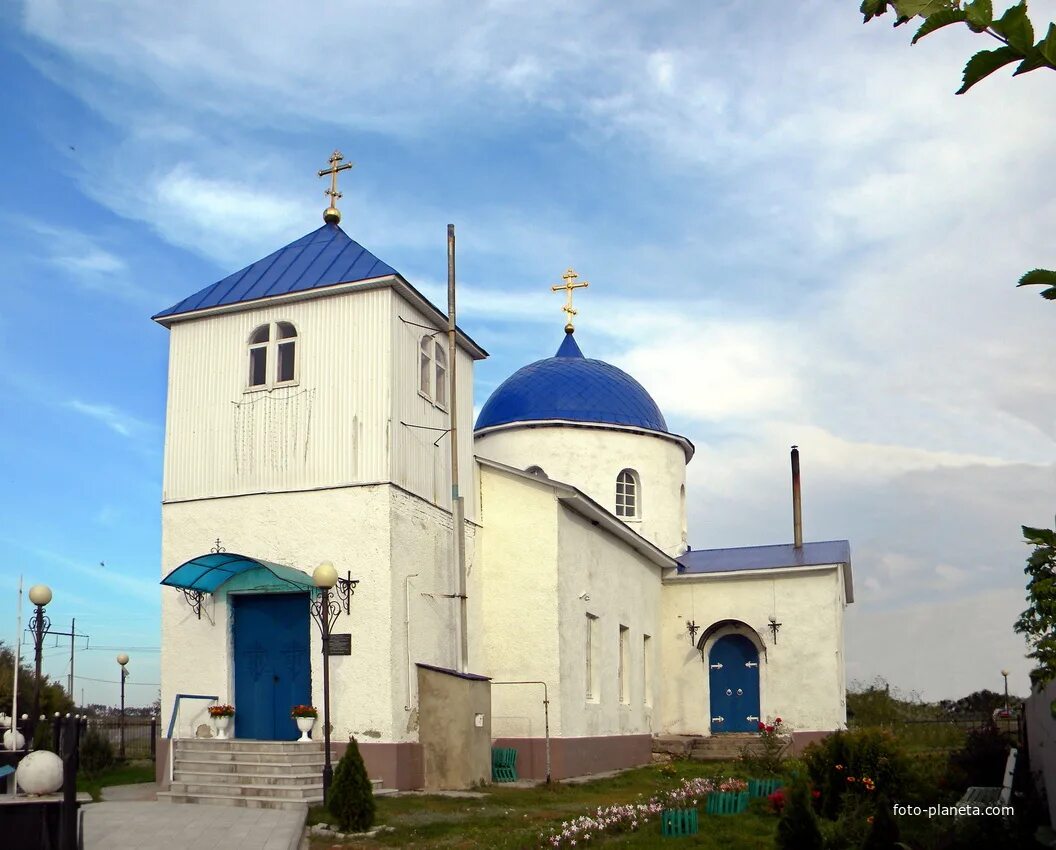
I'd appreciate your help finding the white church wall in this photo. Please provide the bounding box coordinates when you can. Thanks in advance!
[660,567,847,736]
[473,466,563,738]
[390,297,478,522]
[554,505,664,738]
[162,287,394,503]
[160,486,401,741]
[387,486,478,742]
[474,424,687,556]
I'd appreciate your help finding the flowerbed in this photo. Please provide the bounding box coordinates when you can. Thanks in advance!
[540,776,748,847]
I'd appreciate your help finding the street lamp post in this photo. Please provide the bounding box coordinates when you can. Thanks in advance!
[117,653,129,761]
[27,584,53,746]
[312,562,339,801]
[1001,668,1010,714]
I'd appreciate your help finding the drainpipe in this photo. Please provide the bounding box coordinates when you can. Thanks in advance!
[791,445,803,549]
[405,574,419,711]
[448,225,469,673]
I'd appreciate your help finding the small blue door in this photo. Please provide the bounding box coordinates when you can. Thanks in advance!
[708,634,760,734]
[232,593,311,740]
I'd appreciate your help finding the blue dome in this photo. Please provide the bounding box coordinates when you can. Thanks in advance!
[475,332,668,433]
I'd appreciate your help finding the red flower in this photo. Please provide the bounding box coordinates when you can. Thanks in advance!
[765,725,775,733]
[775,716,782,723]
[811,790,821,799]
[758,721,766,730]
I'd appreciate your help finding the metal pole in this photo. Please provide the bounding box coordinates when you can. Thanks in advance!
[68,618,74,699]
[31,604,45,744]
[791,446,803,549]
[1004,672,1010,713]
[10,577,22,752]
[120,667,126,761]
[321,586,333,800]
[490,681,551,784]
[448,224,469,673]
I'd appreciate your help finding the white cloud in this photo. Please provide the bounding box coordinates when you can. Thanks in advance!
[65,400,150,439]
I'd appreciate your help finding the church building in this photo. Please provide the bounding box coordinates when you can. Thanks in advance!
[154,154,853,796]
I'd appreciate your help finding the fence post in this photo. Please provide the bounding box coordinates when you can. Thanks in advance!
[150,717,157,761]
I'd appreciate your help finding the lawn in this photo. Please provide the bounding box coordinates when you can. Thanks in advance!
[76,759,156,802]
[308,761,780,849]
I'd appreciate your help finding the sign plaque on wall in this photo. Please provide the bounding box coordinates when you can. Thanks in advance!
[326,633,352,656]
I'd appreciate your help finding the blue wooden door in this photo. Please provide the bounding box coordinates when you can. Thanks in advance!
[232,593,311,740]
[708,634,760,733]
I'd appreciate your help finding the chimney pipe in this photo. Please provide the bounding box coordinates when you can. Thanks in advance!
[791,445,803,549]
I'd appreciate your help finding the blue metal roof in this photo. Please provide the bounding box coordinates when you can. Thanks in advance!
[475,331,669,432]
[161,552,314,593]
[153,223,398,321]
[676,540,851,575]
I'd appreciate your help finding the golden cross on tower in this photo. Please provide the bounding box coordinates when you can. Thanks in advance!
[318,150,354,225]
[551,267,590,332]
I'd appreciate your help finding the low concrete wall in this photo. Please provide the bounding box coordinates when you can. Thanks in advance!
[493,734,652,781]
[417,664,492,790]
[344,741,424,791]
[155,738,171,791]
[1025,680,1056,825]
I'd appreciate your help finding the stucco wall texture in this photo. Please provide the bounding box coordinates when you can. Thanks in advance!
[660,567,848,735]
[417,665,491,790]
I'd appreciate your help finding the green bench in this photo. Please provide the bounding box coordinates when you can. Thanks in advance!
[491,746,518,782]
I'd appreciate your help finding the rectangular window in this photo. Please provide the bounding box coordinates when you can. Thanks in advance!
[277,340,296,383]
[643,634,652,706]
[420,347,432,397]
[586,613,598,701]
[435,347,447,408]
[249,346,267,387]
[618,625,630,703]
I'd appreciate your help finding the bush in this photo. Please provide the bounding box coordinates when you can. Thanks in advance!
[861,793,901,850]
[946,722,1012,790]
[776,776,823,850]
[741,717,790,776]
[79,726,114,777]
[328,736,375,833]
[802,729,912,819]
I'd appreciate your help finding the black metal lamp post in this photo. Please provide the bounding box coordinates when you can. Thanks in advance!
[311,561,340,801]
[1001,668,1010,714]
[27,584,53,746]
[117,653,129,760]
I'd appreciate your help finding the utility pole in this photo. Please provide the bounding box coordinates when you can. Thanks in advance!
[448,224,468,673]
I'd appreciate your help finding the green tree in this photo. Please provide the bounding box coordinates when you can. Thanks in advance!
[1013,525,1056,683]
[860,2,1056,296]
[776,776,824,850]
[0,642,74,720]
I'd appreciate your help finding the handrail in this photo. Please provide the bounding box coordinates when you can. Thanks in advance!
[166,693,220,740]
[167,693,219,784]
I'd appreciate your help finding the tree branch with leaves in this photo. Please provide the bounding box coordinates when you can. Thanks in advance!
[1014,525,1056,684]
[860,1,1056,297]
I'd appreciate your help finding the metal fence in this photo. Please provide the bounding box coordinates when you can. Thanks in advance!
[848,715,1019,750]
[82,716,158,761]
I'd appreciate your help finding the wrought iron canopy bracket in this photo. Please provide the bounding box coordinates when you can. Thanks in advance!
[334,575,359,615]
[179,588,206,620]
[309,592,342,635]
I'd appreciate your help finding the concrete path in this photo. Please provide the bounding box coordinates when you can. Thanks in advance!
[100,782,157,801]
[82,801,307,850]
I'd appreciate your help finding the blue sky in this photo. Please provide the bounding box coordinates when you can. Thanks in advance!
[2,1,1055,707]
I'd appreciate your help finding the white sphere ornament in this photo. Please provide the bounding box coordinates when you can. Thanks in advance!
[16,750,63,795]
[28,584,53,606]
[116,652,129,666]
[313,561,338,589]
[3,729,25,751]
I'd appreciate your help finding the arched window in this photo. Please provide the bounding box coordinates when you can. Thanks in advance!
[247,321,298,389]
[420,335,433,397]
[525,465,547,478]
[615,469,640,519]
[248,325,270,387]
[435,345,448,408]
[276,322,297,384]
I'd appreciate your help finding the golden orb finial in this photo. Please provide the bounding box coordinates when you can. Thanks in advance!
[317,150,354,225]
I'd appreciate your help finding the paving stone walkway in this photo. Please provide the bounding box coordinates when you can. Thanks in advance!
[82,800,307,850]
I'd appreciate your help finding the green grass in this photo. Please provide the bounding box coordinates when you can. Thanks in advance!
[76,760,155,802]
[308,761,780,849]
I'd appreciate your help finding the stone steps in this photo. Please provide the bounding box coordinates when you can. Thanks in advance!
[164,739,389,809]
[653,733,765,762]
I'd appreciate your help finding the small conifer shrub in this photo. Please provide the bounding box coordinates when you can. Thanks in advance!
[79,726,115,777]
[328,735,376,833]
[776,776,823,850]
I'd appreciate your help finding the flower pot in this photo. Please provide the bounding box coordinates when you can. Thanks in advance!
[295,715,315,742]
[214,715,231,739]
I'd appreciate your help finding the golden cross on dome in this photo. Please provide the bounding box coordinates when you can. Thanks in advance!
[318,150,354,224]
[551,267,589,332]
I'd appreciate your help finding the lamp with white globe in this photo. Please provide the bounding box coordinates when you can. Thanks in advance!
[116,653,129,761]
[27,584,53,747]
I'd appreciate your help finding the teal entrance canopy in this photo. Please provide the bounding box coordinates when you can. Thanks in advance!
[161,552,315,594]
